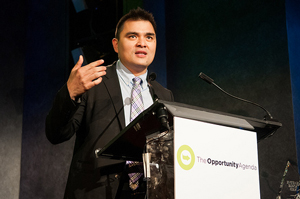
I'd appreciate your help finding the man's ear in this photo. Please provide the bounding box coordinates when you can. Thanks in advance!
[112,38,118,53]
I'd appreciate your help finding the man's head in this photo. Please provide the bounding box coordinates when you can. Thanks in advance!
[115,7,157,40]
[112,8,157,76]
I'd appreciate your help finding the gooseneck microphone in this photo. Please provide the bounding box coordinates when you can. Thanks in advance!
[148,72,158,101]
[198,72,274,121]
[148,72,157,82]
[147,72,170,131]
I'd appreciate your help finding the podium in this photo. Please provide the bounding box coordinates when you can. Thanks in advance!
[96,100,282,199]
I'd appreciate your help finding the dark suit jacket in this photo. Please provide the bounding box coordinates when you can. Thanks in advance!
[46,62,174,199]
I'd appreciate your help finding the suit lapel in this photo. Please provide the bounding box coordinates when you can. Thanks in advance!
[102,63,126,129]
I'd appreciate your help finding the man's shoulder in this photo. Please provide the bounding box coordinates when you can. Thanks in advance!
[105,61,117,70]
[151,80,170,91]
[151,80,174,101]
[102,61,117,78]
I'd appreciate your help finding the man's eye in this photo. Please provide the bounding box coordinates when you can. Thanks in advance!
[146,36,153,40]
[129,35,136,39]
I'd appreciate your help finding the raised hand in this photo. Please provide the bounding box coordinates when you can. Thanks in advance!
[67,55,107,100]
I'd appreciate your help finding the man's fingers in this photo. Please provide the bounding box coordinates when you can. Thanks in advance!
[78,59,105,75]
[92,77,103,86]
[68,57,106,98]
[82,77,103,91]
[94,66,107,72]
[92,70,106,81]
[77,67,106,88]
[74,55,84,69]
[84,66,107,80]
[87,59,105,69]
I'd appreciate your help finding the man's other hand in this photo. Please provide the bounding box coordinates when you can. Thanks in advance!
[67,55,107,100]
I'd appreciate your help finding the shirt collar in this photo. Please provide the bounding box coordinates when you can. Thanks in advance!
[116,60,148,90]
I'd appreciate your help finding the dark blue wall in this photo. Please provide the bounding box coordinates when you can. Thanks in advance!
[286,0,300,172]
[144,0,167,87]
[19,0,72,198]
[0,0,26,197]
[164,0,296,198]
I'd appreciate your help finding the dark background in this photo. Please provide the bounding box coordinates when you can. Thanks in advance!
[1,0,300,198]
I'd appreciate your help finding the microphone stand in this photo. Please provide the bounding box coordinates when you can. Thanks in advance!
[199,72,277,121]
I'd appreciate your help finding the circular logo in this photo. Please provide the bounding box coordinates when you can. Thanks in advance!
[177,145,195,170]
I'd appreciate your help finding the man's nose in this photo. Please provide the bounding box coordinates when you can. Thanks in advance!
[136,37,147,47]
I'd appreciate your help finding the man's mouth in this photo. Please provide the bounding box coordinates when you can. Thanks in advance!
[135,51,147,56]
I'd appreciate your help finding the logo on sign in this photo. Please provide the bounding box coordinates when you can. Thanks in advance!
[177,145,195,170]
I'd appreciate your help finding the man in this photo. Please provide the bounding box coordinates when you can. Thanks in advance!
[46,7,173,199]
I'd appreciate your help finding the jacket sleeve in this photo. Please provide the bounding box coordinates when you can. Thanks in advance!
[45,84,84,144]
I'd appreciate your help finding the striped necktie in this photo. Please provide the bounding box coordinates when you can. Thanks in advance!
[127,76,144,190]
[130,77,144,121]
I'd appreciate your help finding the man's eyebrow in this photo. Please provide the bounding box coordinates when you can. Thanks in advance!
[125,32,138,36]
[125,32,155,36]
[145,32,155,36]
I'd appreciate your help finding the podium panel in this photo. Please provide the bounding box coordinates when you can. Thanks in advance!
[174,117,260,199]
[96,100,282,199]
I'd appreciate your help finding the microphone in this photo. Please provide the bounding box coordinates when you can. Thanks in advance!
[198,72,275,121]
[147,72,170,131]
[147,72,158,101]
[148,72,157,82]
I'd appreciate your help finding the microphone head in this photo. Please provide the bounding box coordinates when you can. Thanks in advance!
[149,72,157,82]
[199,72,214,84]
[148,72,158,101]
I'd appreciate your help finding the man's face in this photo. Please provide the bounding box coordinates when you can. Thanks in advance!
[112,20,156,75]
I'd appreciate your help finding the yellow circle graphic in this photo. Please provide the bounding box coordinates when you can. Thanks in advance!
[177,145,195,170]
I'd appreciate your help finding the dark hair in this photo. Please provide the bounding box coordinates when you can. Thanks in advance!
[115,7,157,40]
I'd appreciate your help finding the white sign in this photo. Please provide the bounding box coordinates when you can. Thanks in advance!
[174,117,260,199]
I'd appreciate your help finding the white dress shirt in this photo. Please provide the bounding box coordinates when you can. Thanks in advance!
[116,60,153,126]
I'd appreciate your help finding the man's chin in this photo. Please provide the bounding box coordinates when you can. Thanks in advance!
[131,60,151,69]
[124,62,150,75]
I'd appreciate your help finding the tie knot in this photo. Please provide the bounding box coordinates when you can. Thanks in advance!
[133,77,142,85]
